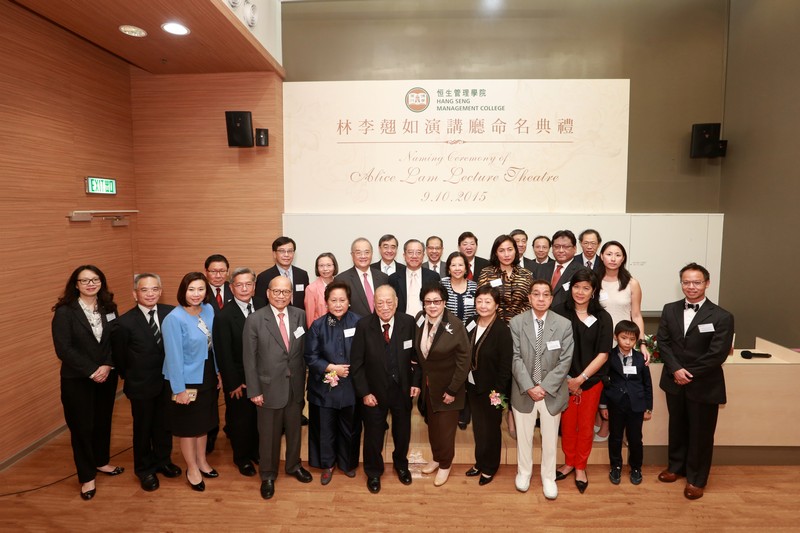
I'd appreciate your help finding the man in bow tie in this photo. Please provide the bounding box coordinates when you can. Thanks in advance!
[655,263,734,501]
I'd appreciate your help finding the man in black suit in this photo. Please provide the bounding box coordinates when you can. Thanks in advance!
[531,235,555,267]
[510,229,537,273]
[350,285,421,494]
[656,263,734,500]
[371,234,406,276]
[335,237,389,318]
[112,273,181,491]
[205,254,234,314]
[536,229,583,308]
[212,267,265,478]
[458,231,490,280]
[255,236,310,310]
[422,235,446,275]
[575,229,603,272]
[389,239,440,317]
[203,253,232,453]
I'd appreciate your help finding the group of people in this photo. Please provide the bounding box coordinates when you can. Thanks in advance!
[51,228,733,502]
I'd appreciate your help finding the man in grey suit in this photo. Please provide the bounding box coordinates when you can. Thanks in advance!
[510,279,574,500]
[243,276,312,500]
[335,237,389,317]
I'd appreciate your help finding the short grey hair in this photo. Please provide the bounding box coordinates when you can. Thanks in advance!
[134,272,161,289]
[230,267,256,282]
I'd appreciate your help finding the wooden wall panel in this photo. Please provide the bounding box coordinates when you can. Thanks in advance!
[130,70,283,302]
[0,2,136,464]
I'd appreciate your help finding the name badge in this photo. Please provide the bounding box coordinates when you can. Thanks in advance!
[293,326,305,339]
[403,339,413,349]
[416,316,425,327]
[467,370,475,385]
[623,365,638,375]
[546,340,561,350]
[465,321,476,332]
[344,328,355,338]
[197,320,210,336]
[598,290,609,302]
[105,313,116,322]
[698,323,715,333]
[490,278,503,288]
[464,296,474,305]
[295,284,305,291]
[583,315,597,328]
[562,281,571,292]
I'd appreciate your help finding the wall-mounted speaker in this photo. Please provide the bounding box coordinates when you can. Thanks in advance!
[225,111,254,147]
[690,123,727,158]
[255,128,269,147]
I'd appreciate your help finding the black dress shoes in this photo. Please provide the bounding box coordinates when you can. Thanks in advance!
[80,488,96,501]
[465,466,481,477]
[140,473,159,492]
[396,468,412,485]
[555,467,574,481]
[156,463,182,478]
[200,468,219,478]
[96,466,124,476]
[238,463,257,477]
[261,480,275,500]
[187,473,205,492]
[291,466,313,483]
[479,474,494,486]
[575,478,588,494]
[367,476,381,494]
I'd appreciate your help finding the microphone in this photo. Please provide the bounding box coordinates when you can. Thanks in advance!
[741,350,772,359]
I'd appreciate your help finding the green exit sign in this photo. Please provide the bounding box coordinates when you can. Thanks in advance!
[85,176,117,195]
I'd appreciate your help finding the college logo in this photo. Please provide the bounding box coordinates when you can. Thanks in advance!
[405,87,430,112]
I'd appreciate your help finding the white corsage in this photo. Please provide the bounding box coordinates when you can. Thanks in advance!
[444,323,454,335]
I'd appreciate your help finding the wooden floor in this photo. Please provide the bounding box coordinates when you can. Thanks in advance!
[1,398,798,532]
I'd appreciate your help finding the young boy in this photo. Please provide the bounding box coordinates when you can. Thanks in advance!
[599,320,653,485]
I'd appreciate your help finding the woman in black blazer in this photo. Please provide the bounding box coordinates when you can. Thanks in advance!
[51,265,123,500]
[464,285,512,486]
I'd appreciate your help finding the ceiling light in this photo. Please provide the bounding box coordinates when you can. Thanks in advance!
[119,25,147,37]
[161,22,190,36]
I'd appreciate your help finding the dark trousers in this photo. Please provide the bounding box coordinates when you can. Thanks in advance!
[129,386,173,479]
[425,388,458,469]
[606,394,644,470]
[206,387,220,452]
[467,386,503,475]
[308,403,356,471]
[224,390,259,467]
[458,394,471,426]
[60,374,118,483]
[256,386,303,481]
[665,388,720,488]
[361,381,411,478]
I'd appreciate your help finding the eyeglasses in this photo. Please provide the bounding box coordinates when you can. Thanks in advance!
[270,289,292,296]
[423,299,444,306]
[276,248,295,255]
[233,282,255,289]
[207,269,228,275]
[77,278,101,286]
[680,280,706,287]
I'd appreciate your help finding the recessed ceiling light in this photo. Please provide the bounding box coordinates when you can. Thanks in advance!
[119,25,147,37]
[161,22,190,36]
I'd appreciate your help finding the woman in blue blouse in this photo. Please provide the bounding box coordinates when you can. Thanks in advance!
[162,272,220,492]
[304,282,362,485]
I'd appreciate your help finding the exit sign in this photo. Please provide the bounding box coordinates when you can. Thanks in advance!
[85,176,117,195]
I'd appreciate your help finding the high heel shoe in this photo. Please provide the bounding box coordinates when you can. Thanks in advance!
[187,473,205,492]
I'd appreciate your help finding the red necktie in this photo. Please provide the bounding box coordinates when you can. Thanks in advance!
[383,323,390,344]
[278,312,290,351]
[551,264,563,289]
[363,272,374,312]
[216,288,223,308]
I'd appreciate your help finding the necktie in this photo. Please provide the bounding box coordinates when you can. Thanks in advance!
[533,318,543,384]
[551,264,563,288]
[383,264,390,274]
[149,309,162,345]
[586,260,592,269]
[407,271,421,315]
[383,323,390,344]
[467,263,474,281]
[246,303,253,316]
[277,312,290,351]
[685,302,699,311]
[363,272,374,312]
[282,271,293,304]
[216,287,223,309]
[433,264,438,273]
